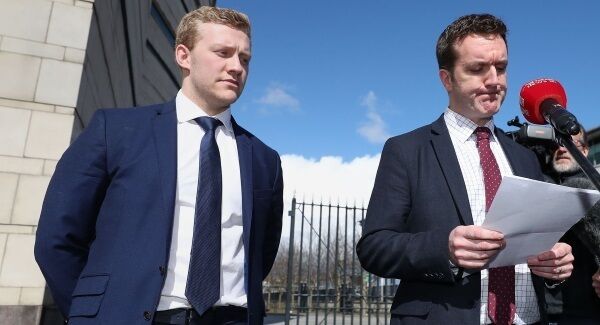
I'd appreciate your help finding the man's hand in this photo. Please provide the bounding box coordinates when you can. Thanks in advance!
[592,268,600,298]
[449,225,505,269]
[527,242,574,280]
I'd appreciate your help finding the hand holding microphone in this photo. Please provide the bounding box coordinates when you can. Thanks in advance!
[519,79,580,135]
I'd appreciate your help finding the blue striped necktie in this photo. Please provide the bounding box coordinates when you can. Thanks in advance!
[186,116,223,315]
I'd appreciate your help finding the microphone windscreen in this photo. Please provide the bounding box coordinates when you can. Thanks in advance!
[519,79,568,124]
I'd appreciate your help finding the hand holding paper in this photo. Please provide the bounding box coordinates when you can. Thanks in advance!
[482,175,600,268]
[448,225,505,269]
[527,242,574,281]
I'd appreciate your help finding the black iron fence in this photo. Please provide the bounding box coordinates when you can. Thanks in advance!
[264,198,398,324]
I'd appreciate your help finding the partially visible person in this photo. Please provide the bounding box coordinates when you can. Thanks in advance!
[593,270,600,298]
[544,129,600,325]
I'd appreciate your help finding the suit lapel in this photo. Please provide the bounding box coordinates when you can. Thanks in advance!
[152,101,178,222]
[232,118,253,251]
[430,115,474,225]
[495,129,527,177]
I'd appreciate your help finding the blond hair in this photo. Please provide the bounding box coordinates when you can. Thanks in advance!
[175,6,251,50]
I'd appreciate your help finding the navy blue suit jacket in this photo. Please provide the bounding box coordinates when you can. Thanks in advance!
[356,115,549,324]
[35,101,283,324]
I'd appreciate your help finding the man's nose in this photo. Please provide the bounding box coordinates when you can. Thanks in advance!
[227,56,243,75]
[556,145,569,154]
[485,66,500,86]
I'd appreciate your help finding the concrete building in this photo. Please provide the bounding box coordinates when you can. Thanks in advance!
[587,125,600,172]
[0,0,212,323]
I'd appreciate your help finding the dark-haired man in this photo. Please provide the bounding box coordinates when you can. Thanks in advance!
[357,13,573,324]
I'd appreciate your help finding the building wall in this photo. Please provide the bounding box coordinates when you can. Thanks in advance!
[0,0,213,323]
[0,0,94,323]
[586,126,600,171]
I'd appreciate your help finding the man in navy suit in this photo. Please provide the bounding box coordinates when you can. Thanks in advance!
[35,6,283,325]
[357,14,574,324]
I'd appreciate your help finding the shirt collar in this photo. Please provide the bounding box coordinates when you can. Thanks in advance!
[444,108,497,143]
[175,90,234,134]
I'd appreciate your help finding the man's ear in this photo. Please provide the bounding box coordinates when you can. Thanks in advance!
[582,145,590,158]
[439,69,453,92]
[175,44,191,71]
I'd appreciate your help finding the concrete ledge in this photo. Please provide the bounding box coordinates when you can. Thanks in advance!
[0,98,54,113]
[0,225,34,235]
[0,37,64,60]
[0,156,44,175]
[64,48,85,64]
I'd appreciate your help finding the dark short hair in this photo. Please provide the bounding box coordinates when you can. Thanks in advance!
[436,14,508,71]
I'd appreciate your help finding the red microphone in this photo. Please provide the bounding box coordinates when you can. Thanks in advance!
[519,78,580,135]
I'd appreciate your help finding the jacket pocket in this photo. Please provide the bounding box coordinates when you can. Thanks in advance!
[390,299,431,317]
[68,274,109,318]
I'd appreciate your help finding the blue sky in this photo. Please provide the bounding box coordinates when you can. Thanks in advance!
[220,0,599,161]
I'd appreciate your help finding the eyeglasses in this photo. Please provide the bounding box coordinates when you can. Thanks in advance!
[551,139,587,150]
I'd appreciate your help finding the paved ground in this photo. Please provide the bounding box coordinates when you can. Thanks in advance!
[265,313,389,325]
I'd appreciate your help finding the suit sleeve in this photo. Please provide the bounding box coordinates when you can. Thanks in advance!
[262,153,284,278]
[356,139,455,283]
[34,110,110,316]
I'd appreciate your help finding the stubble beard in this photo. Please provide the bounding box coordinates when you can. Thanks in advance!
[552,158,580,174]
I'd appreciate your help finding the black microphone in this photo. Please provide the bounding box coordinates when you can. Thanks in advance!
[519,79,581,135]
[540,99,580,135]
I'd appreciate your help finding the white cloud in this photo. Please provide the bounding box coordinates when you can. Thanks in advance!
[278,153,381,241]
[280,153,380,208]
[357,91,390,144]
[257,84,300,113]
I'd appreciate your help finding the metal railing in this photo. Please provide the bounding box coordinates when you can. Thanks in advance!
[264,198,398,325]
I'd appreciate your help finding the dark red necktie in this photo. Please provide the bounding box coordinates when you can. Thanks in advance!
[475,127,515,325]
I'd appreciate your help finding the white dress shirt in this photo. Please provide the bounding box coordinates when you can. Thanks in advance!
[444,109,540,324]
[157,91,246,310]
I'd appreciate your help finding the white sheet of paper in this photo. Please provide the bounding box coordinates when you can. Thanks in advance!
[481,175,600,268]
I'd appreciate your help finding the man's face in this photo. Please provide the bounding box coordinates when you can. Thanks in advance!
[552,132,589,174]
[176,23,251,114]
[439,34,508,125]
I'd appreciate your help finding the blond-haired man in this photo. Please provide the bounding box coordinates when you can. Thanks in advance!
[35,7,283,325]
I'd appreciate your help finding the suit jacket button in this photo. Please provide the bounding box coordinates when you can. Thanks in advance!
[143,311,152,320]
[159,266,166,276]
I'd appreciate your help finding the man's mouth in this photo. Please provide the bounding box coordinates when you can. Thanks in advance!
[480,92,500,98]
[222,79,239,87]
